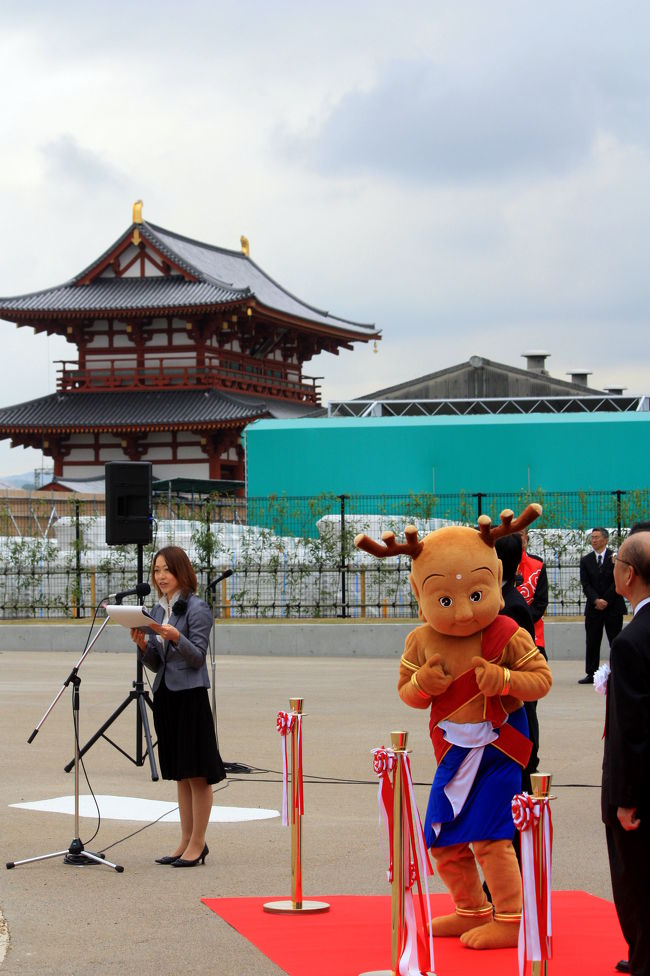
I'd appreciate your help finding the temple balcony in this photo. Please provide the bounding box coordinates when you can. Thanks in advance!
[55,354,321,403]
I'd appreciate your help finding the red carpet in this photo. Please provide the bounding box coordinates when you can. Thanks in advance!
[202,890,627,975]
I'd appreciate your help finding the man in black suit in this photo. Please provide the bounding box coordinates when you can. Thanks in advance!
[601,529,650,976]
[579,527,626,684]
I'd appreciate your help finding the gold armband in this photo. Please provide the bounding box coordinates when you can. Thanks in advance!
[411,672,430,699]
[501,667,511,697]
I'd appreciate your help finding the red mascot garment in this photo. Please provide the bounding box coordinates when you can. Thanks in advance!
[428,616,533,769]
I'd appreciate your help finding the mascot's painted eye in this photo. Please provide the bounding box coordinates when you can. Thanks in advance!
[439,596,453,607]
[469,590,482,603]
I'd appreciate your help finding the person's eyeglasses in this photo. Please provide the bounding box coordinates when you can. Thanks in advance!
[613,554,635,570]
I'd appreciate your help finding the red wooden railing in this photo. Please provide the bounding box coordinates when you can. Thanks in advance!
[55,354,321,403]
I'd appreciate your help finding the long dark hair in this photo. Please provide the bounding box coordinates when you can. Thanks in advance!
[151,546,197,597]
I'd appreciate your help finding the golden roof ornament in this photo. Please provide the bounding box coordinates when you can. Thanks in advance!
[132,200,143,245]
[240,235,250,257]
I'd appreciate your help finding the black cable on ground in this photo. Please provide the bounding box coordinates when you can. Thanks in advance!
[98,780,231,855]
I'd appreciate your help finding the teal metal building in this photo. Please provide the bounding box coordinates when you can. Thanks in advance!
[244,413,650,497]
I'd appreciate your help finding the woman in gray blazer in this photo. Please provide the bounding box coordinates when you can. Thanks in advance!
[131,545,225,867]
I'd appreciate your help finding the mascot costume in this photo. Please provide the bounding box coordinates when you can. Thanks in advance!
[355,505,552,950]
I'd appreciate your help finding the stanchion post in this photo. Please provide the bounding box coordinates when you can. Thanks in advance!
[391,730,407,971]
[263,697,329,915]
[361,730,435,976]
[531,772,553,976]
[290,696,304,908]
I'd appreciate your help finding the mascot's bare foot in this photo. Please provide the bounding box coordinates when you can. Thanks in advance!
[460,918,520,949]
[429,908,492,938]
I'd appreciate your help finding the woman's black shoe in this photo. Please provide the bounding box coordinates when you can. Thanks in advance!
[155,854,180,864]
[171,844,209,867]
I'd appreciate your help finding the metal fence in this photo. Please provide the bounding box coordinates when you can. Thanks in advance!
[0,487,648,619]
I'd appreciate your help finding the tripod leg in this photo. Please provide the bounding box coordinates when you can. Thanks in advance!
[138,691,159,781]
[7,849,71,868]
[78,850,124,872]
[64,694,134,772]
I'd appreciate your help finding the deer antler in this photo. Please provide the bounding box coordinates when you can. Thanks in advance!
[477,503,542,547]
[354,525,424,559]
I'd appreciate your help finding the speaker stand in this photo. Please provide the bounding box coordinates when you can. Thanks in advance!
[64,544,159,781]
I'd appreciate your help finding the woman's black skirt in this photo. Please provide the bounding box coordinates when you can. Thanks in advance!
[153,680,226,784]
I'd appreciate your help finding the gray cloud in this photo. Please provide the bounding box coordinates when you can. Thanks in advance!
[41,134,125,189]
[279,49,650,184]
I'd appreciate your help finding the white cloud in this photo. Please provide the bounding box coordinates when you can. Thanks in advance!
[0,0,648,477]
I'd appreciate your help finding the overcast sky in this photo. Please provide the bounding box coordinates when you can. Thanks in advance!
[1,0,649,475]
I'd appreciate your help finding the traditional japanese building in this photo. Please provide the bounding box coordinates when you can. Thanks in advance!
[0,202,379,484]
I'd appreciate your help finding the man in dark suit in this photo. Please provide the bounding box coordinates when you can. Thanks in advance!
[602,529,650,976]
[579,527,627,684]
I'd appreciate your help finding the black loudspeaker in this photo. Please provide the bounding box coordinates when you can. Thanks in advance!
[105,462,153,545]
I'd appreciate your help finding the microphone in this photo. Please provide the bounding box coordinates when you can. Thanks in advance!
[205,569,234,592]
[105,582,151,604]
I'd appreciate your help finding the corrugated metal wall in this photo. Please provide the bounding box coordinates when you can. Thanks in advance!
[245,412,650,497]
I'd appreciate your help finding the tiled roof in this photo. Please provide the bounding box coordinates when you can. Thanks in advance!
[143,222,376,334]
[0,220,378,338]
[0,389,280,432]
[0,275,246,316]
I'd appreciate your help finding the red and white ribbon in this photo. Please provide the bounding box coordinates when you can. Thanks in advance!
[372,747,396,879]
[512,793,553,976]
[372,747,435,976]
[276,710,296,826]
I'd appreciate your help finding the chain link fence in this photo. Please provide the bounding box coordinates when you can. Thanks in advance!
[0,487,648,619]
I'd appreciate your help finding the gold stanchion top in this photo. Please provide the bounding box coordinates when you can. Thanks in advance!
[531,772,552,798]
[390,730,409,751]
[289,697,304,713]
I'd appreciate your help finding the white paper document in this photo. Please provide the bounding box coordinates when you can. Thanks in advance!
[105,604,158,634]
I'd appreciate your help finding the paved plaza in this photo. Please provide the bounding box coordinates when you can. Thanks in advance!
[0,650,612,975]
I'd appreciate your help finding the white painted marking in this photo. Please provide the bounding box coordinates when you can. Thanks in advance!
[0,910,8,966]
[9,795,279,823]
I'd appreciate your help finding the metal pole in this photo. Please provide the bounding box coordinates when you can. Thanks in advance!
[74,499,83,619]
[263,697,329,915]
[136,543,144,766]
[339,494,348,618]
[290,696,303,908]
[473,492,486,520]
[611,489,626,546]
[391,730,408,972]
[531,771,553,976]
[360,729,435,976]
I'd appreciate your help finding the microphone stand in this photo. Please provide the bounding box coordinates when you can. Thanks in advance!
[6,617,124,871]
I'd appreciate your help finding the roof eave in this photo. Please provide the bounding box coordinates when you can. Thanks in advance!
[0,416,265,436]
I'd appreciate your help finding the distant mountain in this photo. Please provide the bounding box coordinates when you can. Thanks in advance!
[0,472,34,490]
[0,470,52,491]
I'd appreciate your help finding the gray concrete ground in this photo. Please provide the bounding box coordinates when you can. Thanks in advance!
[0,651,611,976]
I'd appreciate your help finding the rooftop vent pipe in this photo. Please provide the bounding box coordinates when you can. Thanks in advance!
[522,350,550,374]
